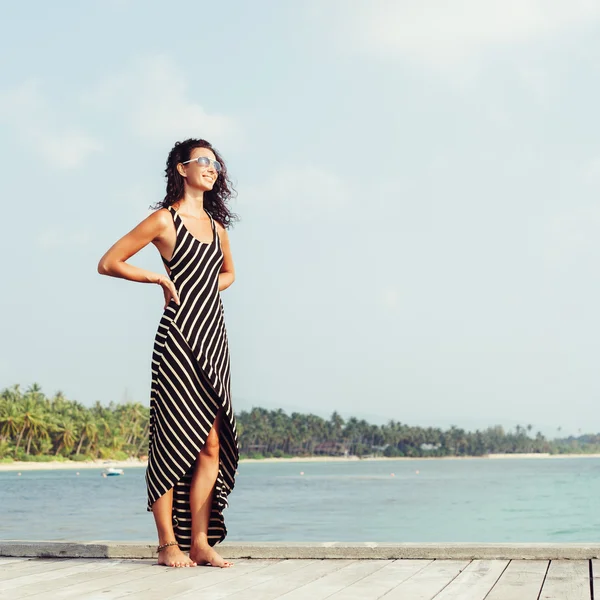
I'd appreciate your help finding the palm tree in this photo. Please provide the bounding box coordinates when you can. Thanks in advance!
[54,419,77,456]
[14,398,41,454]
[329,411,345,440]
[75,413,97,455]
[0,439,12,457]
[25,412,51,455]
[26,383,44,402]
[135,419,150,455]
[0,402,23,441]
[124,403,147,446]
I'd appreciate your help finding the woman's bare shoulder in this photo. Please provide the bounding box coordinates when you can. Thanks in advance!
[143,207,172,229]
[125,207,173,242]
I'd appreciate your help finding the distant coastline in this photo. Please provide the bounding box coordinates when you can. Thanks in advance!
[4,384,599,464]
[2,452,600,472]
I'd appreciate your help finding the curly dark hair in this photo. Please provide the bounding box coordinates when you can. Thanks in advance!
[151,138,238,228]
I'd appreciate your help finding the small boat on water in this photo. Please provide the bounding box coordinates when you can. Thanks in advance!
[102,467,125,477]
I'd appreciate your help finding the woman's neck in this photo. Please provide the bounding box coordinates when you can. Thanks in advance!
[177,190,206,216]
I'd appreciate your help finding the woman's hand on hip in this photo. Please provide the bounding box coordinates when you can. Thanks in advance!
[157,276,180,308]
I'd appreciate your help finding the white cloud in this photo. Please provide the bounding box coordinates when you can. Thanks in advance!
[85,56,237,146]
[0,81,102,169]
[582,156,600,185]
[380,288,400,310]
[37,229,92,249]
[516,64,556,108]
[342,0,600,69]
[241,166,350,221]
[0,56,238,169]
[535,204,600,265]
[37,132,103,170]
[539,156,600,263]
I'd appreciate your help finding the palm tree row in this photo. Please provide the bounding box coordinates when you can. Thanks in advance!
[0,384,595,461]
[0,384,150,460]
[237,408,560,458]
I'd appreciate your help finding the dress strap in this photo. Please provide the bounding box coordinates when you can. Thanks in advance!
[162,206,179,265]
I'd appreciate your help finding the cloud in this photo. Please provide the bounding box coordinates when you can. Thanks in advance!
[0,56,238,169]
[341,0,600,69]
[85,56,238,146]
[36,132,103,170]
[37,228,92,249]
[380,288,400,310]
[241,166,351,221]
[537,157,600,263]
[582,155,600,185]
[535,204,600,265]
[0,81,102,169]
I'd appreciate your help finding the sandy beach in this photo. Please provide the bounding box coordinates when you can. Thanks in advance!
[1,452,600,471]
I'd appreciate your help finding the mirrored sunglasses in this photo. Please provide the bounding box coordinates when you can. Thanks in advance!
[181,156,222,173]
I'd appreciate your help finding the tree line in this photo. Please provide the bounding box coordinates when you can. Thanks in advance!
[0,384,596,461]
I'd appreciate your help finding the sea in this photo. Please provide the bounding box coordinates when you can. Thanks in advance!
[1,457,599,543]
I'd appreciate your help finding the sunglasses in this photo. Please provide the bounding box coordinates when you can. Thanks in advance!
[181,156,222,173]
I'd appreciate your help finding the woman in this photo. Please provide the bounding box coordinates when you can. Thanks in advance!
[98,138,239,568]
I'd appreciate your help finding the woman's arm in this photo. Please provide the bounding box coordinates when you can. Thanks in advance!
[97,209,179,307]
[217,224,235,292]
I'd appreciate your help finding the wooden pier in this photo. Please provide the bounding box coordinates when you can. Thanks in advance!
[1,542,600,599]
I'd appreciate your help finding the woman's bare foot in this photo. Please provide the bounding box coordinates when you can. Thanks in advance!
[189,542,233,568]
[158,545,197,568]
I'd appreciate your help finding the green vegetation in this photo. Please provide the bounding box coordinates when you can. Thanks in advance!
[0,384,149,461]
[0,384,598,461]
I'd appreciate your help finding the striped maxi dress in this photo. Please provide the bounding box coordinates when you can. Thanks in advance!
[146,205,239,551]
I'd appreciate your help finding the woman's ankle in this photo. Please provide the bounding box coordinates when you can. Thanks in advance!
[157,540,178,551]
[191,534,210,548]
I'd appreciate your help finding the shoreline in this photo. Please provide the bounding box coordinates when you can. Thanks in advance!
[2,452,600,472]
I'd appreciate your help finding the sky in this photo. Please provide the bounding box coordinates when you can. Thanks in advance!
[2,0,600,438]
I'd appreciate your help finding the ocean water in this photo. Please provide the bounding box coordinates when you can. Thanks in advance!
[1,457,599,543]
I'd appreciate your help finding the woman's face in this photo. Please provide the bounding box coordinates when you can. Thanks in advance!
[180,147,220,192]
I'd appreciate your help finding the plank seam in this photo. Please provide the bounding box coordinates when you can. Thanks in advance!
[536,559,551,600]
[374,559,437,598]
[217,560,354,600]
[423,558,472,598]
[202,559,319,599]
[372,560,434,599]
[320,560,392,600]
[481,559,512,600]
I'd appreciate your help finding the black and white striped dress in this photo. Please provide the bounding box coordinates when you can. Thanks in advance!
[146,206,239,551]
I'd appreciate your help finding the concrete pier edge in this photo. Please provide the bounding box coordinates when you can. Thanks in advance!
[2,541,600,560]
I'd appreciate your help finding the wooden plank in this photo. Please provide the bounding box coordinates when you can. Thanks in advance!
[380,560,470,600]
[177,559,319,599]
[18,560,166,600]
[219,559,356,600]
[540,560,590,600]
[0,559,63,578]
[0,558,28,566]
[432,560,509,600]
[275,560,392,600]
[20,559,244,599]
[10,560,151,599]
[0,560,109,594]
[485,560,548,600]
[327,560,433,600]
[0,559,37,572]
[91,559,277,599]
[592,560,600,599]
[0,559,93,583]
